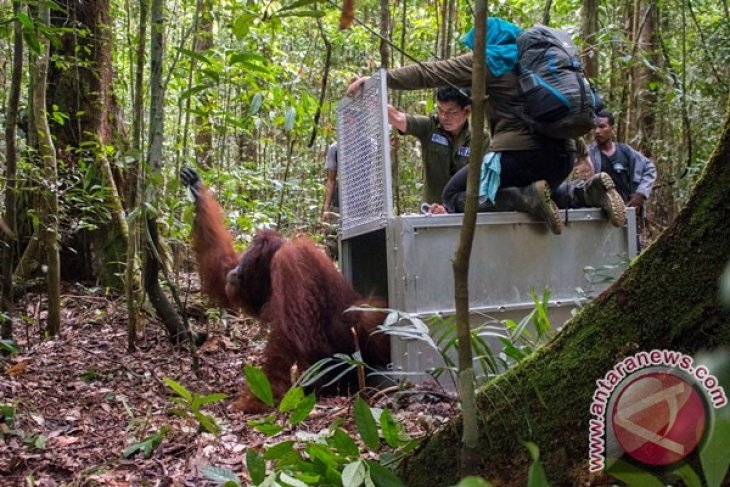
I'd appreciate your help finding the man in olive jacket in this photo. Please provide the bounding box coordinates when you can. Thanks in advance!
[348,53,572,234]
[387,87,473,205]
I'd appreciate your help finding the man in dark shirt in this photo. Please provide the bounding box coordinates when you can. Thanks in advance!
[553,111,655,227]
[387,87,473,205]
[591,111,656,209]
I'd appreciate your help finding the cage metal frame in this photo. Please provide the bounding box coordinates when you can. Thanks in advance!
[335,70,393,239]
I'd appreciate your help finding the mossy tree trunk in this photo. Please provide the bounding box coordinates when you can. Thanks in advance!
[399,104,730,485]
[1,0,23,339]
[33,4,61,336]
[46,0,129,286]
[126,0,148,352]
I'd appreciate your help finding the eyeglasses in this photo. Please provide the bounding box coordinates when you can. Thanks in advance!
[437,108,464,119]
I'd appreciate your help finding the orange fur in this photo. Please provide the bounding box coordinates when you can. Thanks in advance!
[191,186,390,413]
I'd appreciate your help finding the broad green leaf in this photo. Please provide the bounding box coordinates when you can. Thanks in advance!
[306,443,338,469]
[522,441,549,487]
[278,0,318,12]
[192,392,227,410]
[16,12,34,29]
[669,463,702,487]
[122,428,167,459]
[230,52,268,65]
[250,93,264,115]
[0,339,19,355]
[194,412,220,435]
[342,460,368,487]
[264,440,295,460]
[23,31,41,55]
[122,441,144,458]
[698,349,730,487]
[354,396,380,450]
[606,457,663,487]
[232,13,255,40]
[245,366,274,407]
[246,449,267,485]
[378,410,400,448]
[252,422,283,436]
[297,357,356,388]
[279,386,305,413]
[366,461,406,487]
[202,465,241,486]
[331,428,359,457]
[162,377,192,402]
[279,472,309,487]
[276,10,325,18]
[289,393,316,425]
[284,106,296,132]
[700,403,730,487]
[0,404,15,425]
[235,60,269,75]
[179,84,211,101]
[179,47,211,65]
[452,477,492,487]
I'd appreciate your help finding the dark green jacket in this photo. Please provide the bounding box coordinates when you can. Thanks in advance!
[404,114,471,204]
[387,53,547,152]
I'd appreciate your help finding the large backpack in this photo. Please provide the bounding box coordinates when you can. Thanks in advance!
[499,25,601,139]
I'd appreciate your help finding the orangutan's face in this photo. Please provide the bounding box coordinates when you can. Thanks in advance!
[225,267,240,301]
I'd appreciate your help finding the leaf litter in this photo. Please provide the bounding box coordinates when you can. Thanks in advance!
[0,282,457,486]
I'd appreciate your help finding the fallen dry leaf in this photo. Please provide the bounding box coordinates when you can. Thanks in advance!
[53,436,80,446]
[6,360,29,376]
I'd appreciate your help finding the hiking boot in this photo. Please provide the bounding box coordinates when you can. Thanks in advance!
[584,173,627,227]
[495,181,564,235]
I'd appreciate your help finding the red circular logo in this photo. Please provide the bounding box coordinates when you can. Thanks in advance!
[611,371,707,466]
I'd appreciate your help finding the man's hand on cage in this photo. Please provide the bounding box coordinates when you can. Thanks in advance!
[347,75,370,96]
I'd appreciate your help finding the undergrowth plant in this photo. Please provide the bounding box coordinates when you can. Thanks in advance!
[162,377,227,435]
[203,365,415,487]
[378,289,556,388]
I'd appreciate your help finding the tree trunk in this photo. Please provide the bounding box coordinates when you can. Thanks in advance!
[444,0,455,58]
[127,0,148,352]
[452,0,487,476]
[399,103,730,486]
[46,0,129,286]
[632,0,659,157]
[194,0,214,167]
[33,4,61,336]
[437,0,446,59]
[1,0,23,339]
[581,0,599,80]
[379,0,390,69]
[542,0,553,26]
[144,0,187,343]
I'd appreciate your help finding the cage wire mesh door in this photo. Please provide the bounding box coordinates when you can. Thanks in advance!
[336,70,393,239]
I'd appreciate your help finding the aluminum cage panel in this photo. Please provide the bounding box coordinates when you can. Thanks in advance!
[336,70,393,239]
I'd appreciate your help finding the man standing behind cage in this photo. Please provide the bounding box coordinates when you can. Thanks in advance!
[387,87,474,206]
[322,142,340,260]
[552,111,656,231]
[590,111,656,213]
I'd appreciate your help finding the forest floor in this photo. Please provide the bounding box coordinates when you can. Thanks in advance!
[0,281,458,487]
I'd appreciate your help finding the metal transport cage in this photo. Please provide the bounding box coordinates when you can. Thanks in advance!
[336,71,636,387]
